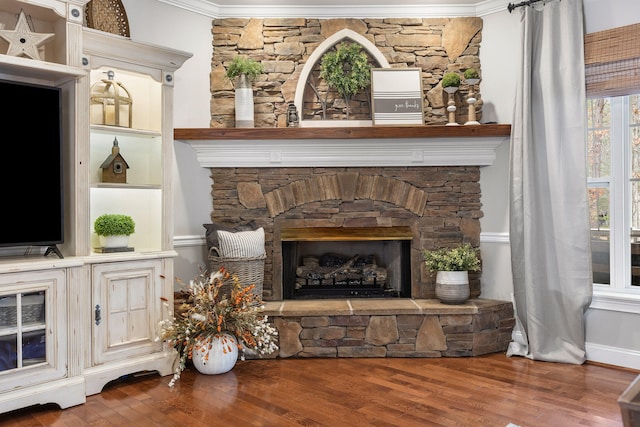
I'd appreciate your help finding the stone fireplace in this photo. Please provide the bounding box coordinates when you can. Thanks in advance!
[177,126,509,301]
[175,126,514,358]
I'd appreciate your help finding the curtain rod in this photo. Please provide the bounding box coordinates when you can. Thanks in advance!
[507,0,552,13]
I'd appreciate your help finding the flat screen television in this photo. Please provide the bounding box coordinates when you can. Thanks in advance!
[0,79,63,256]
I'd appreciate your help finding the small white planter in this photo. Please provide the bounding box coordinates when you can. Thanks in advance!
[99,235,129,248]
[435,270,470,304]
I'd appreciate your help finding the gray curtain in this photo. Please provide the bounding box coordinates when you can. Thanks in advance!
[508,0,593,364]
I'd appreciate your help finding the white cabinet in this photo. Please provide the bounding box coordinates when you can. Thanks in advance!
[0,261,85,414]
[84,257,174,396]
[79,29,190,396]
[0,270,65,387]
[92,260,164,364]
[0,0,191,413]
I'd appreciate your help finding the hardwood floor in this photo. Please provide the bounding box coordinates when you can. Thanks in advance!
[1,353,637,427]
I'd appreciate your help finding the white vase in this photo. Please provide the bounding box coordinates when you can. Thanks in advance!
[234,74,254,128]
[435,271,470,304]
[99,235,129,248]
[192,333,238,375]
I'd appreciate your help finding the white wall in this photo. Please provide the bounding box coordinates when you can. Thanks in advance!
[120,0,213,279]
[478,8,519,301]
[121,0,640,367]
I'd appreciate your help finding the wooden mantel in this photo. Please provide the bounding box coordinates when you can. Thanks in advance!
[174,124,511,140]
[174,124,511,168]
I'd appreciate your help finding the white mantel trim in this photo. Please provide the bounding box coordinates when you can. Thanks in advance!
[181,136,509,168]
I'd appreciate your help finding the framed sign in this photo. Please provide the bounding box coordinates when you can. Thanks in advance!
[371,68,424,126]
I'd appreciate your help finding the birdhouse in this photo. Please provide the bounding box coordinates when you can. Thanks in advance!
[90,70,133,127]
[100,138,129,183]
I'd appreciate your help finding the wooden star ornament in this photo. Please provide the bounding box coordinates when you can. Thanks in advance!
[0,10,54,60]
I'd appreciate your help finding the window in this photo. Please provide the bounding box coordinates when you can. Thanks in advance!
[587,94,640,292]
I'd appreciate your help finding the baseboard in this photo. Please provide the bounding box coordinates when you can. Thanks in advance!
[586,341,640,371]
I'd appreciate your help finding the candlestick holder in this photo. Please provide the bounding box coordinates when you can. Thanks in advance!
[464,78,480,125]
[443,86,459,126]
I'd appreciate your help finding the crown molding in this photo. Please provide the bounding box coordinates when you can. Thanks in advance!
[157,0,511,18]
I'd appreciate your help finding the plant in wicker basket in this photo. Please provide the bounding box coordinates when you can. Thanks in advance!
[160,267,278,387]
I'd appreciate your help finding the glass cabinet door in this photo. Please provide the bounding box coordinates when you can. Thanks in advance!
[0,292,46,371]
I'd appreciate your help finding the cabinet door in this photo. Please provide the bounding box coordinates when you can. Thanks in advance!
[0,270,66,394]
[92,260,163,365]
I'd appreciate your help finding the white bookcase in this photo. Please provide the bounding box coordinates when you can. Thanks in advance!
[0,0,191,413]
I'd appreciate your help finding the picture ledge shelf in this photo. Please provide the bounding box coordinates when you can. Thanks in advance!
[174,124,511,168]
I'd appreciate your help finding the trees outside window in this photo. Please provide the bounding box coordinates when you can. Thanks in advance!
[587,93,640,290]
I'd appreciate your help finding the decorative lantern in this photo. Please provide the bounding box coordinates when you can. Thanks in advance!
[286,103,299,127]
[90,70,133,127]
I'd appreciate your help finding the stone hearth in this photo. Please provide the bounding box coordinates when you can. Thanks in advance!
[261,298,514,358]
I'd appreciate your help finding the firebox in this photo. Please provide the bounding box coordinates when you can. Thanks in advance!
[281,227,412,299]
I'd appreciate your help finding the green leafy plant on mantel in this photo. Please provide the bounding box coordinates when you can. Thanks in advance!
[319,42,371,119]
[225,56,264,81]
[442,72,461,88]
[94,213,135,236]
[423,243,481,272]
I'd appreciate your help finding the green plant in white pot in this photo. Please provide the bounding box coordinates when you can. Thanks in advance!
[225,56,264,128]
[94,214,135,249]
[423,243,480,304]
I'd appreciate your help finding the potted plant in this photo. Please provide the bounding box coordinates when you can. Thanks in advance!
[319,42,371,119]
[94,213,135,248]
[225,56,264,81]
[225,56,264,128]
[442,72,461,89]
[463,68,480,81]
[160,268,278,387]
[423,243,480,304]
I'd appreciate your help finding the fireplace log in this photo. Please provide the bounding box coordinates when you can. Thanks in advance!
[295,253,388,289]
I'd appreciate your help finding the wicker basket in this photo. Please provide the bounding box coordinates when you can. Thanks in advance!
[208,247,265,297]
[85,0,131,37]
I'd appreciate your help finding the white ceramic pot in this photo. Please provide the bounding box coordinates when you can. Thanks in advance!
[234,74,254,128]
[99,235,129,248]
[435,270,470,304]
[192,333,238,375]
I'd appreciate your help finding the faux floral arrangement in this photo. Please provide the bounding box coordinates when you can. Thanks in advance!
[160,267,278,387]
[423,243,481,273]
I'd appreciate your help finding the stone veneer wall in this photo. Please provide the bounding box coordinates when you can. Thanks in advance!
[210,166,484,301]
[210,17,483,127]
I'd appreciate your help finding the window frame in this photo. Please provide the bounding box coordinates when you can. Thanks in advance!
[589,94,640,314]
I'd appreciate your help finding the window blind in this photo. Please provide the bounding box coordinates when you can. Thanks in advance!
[584,23,640,97]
